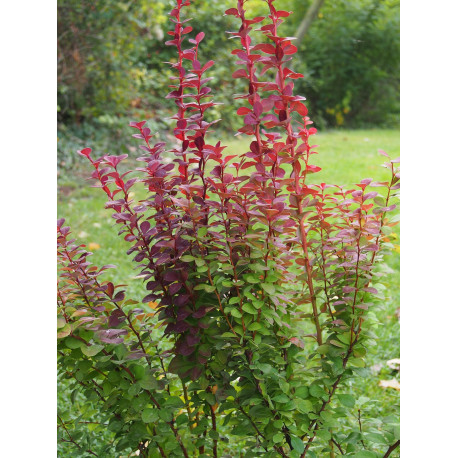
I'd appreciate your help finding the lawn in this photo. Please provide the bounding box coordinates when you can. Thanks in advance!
[58,127,400,455]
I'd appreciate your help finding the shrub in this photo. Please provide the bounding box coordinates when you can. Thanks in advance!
[57,0,400,456]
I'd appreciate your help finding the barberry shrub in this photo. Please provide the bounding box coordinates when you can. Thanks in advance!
[57,0,400,457]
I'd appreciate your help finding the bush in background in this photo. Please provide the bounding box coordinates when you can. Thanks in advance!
[57,0,399,166]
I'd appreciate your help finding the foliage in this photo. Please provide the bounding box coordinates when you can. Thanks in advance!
[288,0,400,128]
[57,0,168,122]
[57,0,399,141]
[57,1,400,456]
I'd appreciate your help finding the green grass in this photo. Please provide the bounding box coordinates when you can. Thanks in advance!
[220,128,400,185]
[58,128,400,451]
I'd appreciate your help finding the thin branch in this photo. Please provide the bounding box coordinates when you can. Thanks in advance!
[331,438,344,455]
[210,405,218,458]
[358,409,366,449]
[153,427,167,458]
[58,415,99,456]
[238,406,287,458]
[383,440,400,458]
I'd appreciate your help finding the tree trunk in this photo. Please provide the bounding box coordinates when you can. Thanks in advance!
[294,0,326,47]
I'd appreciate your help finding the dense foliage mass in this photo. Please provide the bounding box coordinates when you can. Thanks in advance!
[57,0,400,456]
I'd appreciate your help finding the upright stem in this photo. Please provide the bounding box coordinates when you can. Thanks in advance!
[210,405,218,457]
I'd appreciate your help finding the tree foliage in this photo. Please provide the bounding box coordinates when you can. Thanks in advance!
[57,0,399,131]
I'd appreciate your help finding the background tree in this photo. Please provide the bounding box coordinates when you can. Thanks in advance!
[57,0,399,169]
[294,0,326,47]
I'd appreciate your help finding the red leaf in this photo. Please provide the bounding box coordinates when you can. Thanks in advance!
[289,337,304,349]
[224,8,239,16]
[306,165,322,173]
[232,69,248,79]
[283,44,298,55]
[202,60,215,72]
[195,32,205,43]
[252,43,276,54]
[78,148,92,158]
[106,282,114,298]
[292,102,308,116]
[363,287,378,294]
[237,107,251,116]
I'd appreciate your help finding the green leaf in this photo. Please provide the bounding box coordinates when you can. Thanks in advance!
[128,383,141,397]
[309,384,327,399]
[337,332,351,345]
[279,379,289,394]
[81,344,104,357]
[139,376,158,390]
[204,284,216,293]
[295,386,309,399]
[316,345,330,355]
[132,364,145,380]
[273,433,283,443]
[261,283,275,295]
[77,360,92,373]
[291,435,305,453]
[220,332,237,338]
[354,451,377,458]
[216,350,228,364]
[353,347,367,358]
[329,339,346,348]
[209,429,219,440]
[202,392,216,405]
[253,300,263,309]
[348,357,366,368]
[158,409,173,422]
[181,255,195,262]
[256,363,273,374]
[373,196,385,206]
[365,432,388,444]
[272,394,290,403]
[249,405,272,419]
[295,398,313,414]
[316,429,331,441]
[65,337,84,349]
[175,413,188,426]
[141,408,158,423]
[242,303,258,315]
[248,322,262,331]
[230,308,242,318]
[165,396,185,408]
[337,394,355,408]
[197,227,208,238]
[57,324,71,339]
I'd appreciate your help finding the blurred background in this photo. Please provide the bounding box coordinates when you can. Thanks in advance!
[57,0,399,170]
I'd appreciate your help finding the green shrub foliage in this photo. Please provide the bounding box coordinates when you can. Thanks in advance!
[57,0,400,456]
[57,0,399,131]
